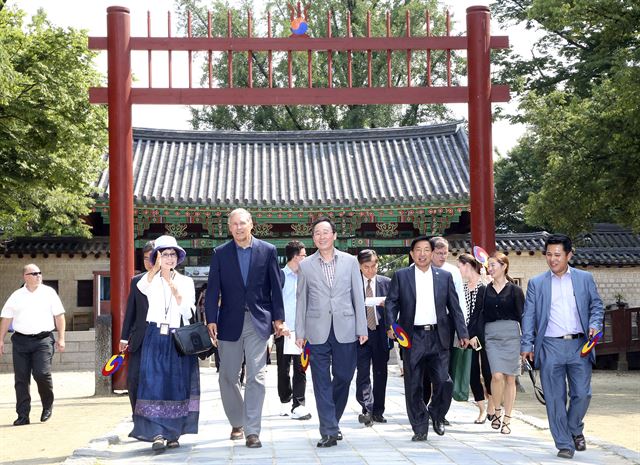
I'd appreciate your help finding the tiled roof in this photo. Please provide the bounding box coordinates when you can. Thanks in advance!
[448,225,640,267]
[1,237,110,257]
[94,123,470,207]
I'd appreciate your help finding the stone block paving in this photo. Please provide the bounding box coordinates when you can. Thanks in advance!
[64,366,638,465]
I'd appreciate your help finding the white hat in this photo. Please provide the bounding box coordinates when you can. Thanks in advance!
[150,235,186,265]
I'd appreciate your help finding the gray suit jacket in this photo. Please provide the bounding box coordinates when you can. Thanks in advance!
[295,249,367,344]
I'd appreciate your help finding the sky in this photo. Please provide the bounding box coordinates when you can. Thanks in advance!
[11,0,534,155]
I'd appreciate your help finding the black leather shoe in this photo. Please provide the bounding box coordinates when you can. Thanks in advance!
[557,449,575,459]
[230,426,244,440]
[429,411,445,436]
[358,412,373,427]
[317,435,338,447]
[443,417,450,426]
[372,414,387,423]
[13,416,30,426]
[41,408,52,422]
[573,434,586,451]
[245,434,262,448]
[411,432,428,441]
[336,430,343,440]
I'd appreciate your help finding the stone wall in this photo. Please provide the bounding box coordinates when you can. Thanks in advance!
[0,330,95,373]
[0,256,110,328]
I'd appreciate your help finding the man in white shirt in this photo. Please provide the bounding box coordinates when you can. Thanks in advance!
[0,264,66,426]
[276,240,311,420]
[385,237,468,441]
[424,237,469,423]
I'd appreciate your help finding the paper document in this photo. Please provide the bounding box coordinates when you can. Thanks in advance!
[283,331,302,355]
[365,296,386,306]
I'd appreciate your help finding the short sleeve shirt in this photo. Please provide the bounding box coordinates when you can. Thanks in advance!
[1,285,65,334]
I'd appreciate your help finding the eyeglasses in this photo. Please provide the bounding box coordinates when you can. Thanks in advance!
[160,252,177,258]
[25,271,42,276]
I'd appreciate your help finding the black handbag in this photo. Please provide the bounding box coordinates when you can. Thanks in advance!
[173,322,214,356]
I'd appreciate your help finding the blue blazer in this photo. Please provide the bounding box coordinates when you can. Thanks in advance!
[205,238,285,341]
[385,264,468,349]
[521,267,604,366]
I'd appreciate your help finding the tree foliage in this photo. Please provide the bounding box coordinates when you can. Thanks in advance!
[174,0,459,130]
[492,0,640,235]
[0,7,107,238]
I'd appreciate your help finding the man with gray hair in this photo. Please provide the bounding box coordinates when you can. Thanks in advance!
[206,208,285,448]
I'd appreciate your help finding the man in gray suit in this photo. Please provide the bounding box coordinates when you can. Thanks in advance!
[521,234,603,459]
[295,216,368,448]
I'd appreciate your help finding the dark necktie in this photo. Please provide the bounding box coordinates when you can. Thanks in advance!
[366,279,377,330]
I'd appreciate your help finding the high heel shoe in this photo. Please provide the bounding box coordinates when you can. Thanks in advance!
[501,415,511,434]
[491,409,502,430]
[474,410,487,424]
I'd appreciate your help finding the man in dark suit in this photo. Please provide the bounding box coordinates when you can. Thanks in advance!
[355,249,392,425]
[120,240,155,413]
[385,236,469,441]
[521,234,604,459]
[206,208,285,449]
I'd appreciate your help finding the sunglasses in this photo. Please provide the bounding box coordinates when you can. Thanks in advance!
[25,271,42,276]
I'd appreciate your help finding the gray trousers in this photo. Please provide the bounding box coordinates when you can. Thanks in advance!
[540,336,592,452]
[217,312,268,436]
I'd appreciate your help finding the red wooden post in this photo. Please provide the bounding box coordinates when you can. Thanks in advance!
[106,6,134,390]
[467,6,496,253]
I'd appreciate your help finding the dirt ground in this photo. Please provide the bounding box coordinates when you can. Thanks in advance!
[0,369,638,465]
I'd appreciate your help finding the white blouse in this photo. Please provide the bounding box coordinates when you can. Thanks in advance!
[137,271,195,328]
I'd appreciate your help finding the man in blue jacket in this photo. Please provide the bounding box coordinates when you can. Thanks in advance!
[206,208,285,449]
[521,234,604,459]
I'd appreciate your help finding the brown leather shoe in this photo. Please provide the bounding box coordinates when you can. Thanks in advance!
[230,426,244,440]
[245,434,262,448]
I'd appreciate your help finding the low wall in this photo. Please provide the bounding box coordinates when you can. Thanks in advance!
[0,330,95,373]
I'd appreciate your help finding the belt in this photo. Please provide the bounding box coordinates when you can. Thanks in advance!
[15,331,52,339]
[555,333,584,340]
[414,324,437,331]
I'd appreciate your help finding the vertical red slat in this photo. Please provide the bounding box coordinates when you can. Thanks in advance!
[386,12,391,88]
[106,6,134,391]
[426,10,431,86]
[307,50,312,88]
[406,10,411,87]
[147,11,152,88]
[467,6,496,253]
[268,11,273,88]
[187,11,192,88]
[367,11,372,88]
[327,10,332,88]
[347,11,352,88]
[446,9,451,86]
[227,11,233,88]
[247,10,253,88]
[208,12,212,88]
[167,11,172,88]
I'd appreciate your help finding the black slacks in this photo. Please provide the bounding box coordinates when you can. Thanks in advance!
[404,329,452,434]
[355,325,390,416]
[470,347,492,401]
[274,335,306,409]
[11,332,55,417]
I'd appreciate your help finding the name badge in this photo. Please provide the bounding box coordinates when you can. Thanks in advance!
[159,323,170,335]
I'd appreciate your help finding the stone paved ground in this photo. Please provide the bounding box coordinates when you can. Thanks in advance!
[52,365,638,465]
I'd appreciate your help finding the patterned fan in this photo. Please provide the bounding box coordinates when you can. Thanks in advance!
[390,323,412,349]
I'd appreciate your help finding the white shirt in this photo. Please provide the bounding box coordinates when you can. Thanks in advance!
[137,272,195,328]
[545,268,583,337]
[414,266,437,325]
[362,276,378,325]
[1,285,65,334]
[282,265,298,324]
[438,261,468,321]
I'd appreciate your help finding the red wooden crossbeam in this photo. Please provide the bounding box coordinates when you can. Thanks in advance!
[89,86,510,105]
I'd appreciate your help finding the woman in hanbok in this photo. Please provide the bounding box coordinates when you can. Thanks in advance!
[130,235,199,451]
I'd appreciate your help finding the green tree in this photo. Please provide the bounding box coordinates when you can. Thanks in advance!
[492,0,640,235]
[0,7,107,238]
[174,0,459,130]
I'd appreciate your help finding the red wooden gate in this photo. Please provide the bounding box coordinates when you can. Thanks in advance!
[89,4,509,389]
